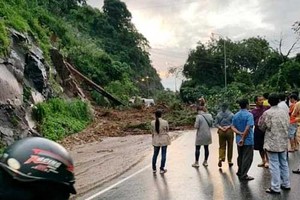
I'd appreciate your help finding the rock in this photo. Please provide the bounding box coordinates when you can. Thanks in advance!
[0,28,56,147]
[30,90,45,104]
[24,53,47,93]
[10,29,27,43]
[0,64,23,104]
[0,127,14,145]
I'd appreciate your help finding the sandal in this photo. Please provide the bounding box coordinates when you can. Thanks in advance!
[266,188,280,194]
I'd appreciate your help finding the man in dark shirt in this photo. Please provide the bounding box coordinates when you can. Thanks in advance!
[251,95,269,168]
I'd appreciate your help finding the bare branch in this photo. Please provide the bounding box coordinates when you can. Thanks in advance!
[286,37,300,57]
[279,37,283,57]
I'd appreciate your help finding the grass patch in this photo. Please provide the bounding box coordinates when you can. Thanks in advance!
[0,20,9,56]
[32,98,92,141]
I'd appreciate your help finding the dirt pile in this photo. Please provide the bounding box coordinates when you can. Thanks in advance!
[61,106,161,149]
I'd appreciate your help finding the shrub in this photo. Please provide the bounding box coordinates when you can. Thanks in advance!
[32,98,92,141]
[0,20,9,56]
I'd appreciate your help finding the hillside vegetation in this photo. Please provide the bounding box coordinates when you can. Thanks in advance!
[0,0,163,101]
[1,0,300,144]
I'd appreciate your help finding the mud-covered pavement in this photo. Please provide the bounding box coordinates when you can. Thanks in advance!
[58,106,191,198]
[75,129,300,200]
[69,132,183,199]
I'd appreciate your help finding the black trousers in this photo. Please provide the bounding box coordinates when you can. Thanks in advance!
[237,145,253,178]
[195,145,209,162]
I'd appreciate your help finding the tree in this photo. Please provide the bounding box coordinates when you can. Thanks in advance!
[182,36,282,90]
[183,42,224,88]
[103,0,131,30]
[38,0,87,15]
[281,61,300,89]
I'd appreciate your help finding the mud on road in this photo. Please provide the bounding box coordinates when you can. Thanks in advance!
[69,132,183,199]
[59,106,189,198]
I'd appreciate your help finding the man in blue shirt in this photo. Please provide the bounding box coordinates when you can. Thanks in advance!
[231,99,255,181]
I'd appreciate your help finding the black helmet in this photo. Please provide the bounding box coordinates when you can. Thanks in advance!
[0,137,76,194]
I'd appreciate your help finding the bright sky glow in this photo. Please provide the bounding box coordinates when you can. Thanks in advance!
[87,0,300,91]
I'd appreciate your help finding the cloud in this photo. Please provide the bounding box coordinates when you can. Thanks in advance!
[87,0,300,90]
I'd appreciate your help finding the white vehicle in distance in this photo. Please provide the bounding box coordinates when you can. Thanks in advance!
[129,96,155,107]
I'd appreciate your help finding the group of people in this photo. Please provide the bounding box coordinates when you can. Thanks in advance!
[151,92,300,194]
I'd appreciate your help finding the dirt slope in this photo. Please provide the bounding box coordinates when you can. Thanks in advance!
[60,106,156,148]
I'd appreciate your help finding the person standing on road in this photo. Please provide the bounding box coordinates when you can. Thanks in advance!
[287,94,298,152]
[292,96,300,174]
[192,106,213,168]
[258,93,290,194]
[231,99,255,181]
[151,109,170,174]
[214,103,234,168]
[251,95,269,168]
[278,93,289,114]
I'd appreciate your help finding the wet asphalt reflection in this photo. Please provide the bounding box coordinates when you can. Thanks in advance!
[88,128,300,200]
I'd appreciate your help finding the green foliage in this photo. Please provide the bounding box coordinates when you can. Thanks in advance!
[0,0,162,100]
[32,98,92,141]
[180,35,299,115]
[183,37,281,89]
[91,91,111,107]
[281,61,300,89]
[180,79,256,116]
[0,20,9,56]
[9,114,20,126]
[154,89,178,104]
[104,74,139,102]
[165,108,195,127]
[205,84,244,116]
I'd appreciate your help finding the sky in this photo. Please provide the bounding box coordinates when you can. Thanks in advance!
[87,0,300,91]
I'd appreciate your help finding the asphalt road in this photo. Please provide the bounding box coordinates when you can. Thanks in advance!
[80,128,300,200]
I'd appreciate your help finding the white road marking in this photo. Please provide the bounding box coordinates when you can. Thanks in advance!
[84,165,151,200]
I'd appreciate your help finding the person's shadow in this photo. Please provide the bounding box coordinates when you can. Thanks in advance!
[153,173,170,199]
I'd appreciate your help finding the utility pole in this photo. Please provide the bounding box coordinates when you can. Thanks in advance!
[224,39,227,91]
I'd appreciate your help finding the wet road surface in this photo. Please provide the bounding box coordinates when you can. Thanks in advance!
[81,128,300,200]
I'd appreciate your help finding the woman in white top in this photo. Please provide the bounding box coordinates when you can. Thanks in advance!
[151,109,170,174]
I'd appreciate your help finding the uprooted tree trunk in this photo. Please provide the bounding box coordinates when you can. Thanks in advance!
[50,49,124,106]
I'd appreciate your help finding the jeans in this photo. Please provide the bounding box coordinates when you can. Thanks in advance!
[195,145,209,162]
[152,146,167,170]
[288,123,298,138]
[267,151,290,192]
